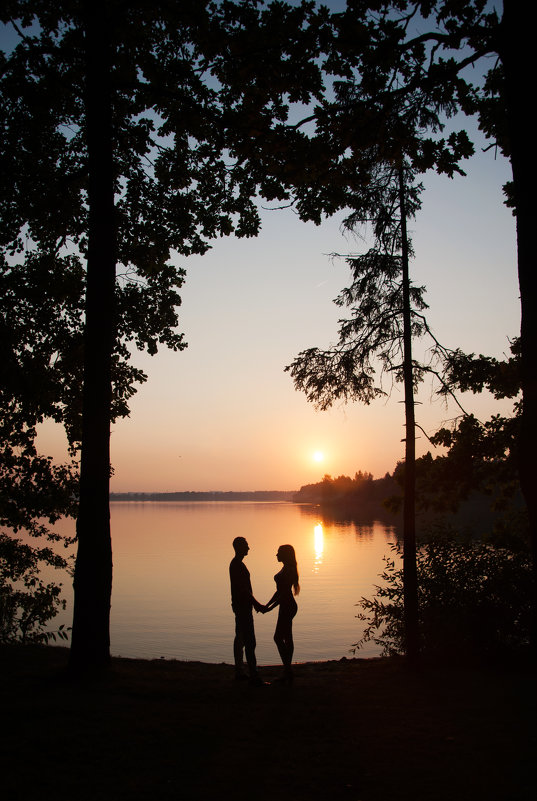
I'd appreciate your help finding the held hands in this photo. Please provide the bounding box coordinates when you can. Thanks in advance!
[253,600,269,614]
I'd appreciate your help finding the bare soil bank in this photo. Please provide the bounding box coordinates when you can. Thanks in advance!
[1,645,534,801]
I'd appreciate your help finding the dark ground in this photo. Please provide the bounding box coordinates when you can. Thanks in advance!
[1,644,534,801]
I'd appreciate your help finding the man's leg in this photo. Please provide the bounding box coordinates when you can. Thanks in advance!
[241,612,257,677]
[233,614,247,678]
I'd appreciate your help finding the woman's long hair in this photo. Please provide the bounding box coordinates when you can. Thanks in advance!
[279,544,300,596]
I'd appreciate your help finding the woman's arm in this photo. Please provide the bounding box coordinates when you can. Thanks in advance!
[262,590,280,613]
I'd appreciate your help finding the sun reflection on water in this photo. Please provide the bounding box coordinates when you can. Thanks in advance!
[313,523,324,572]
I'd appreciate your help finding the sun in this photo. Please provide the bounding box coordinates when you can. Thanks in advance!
[313,451,324,463]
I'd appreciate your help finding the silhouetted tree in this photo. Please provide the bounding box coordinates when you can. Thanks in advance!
[330,0,537,652]
[426,339,523,540]
[0,418,77,643]
[287,160,445,659]
[1,252,80,639]
[277,0,533,653]
[0,0,340,669]
[402,0,537,646]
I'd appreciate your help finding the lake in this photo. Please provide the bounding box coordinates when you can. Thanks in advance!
[50,502,399,664]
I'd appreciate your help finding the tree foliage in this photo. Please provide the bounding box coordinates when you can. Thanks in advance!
[355,537,532,659]
[320,0,537,648]
[0,0,351,661]
[418,339,523,538]
[293,470,399,517]
[281,1,511,662]
[285,166,432,408]
[0,531,71,643]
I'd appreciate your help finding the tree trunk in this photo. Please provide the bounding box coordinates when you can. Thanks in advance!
[500,0,537,654]
[69,1,116,671]
[399,167,419,662]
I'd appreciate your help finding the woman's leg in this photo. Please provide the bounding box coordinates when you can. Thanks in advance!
[274,613,294,674]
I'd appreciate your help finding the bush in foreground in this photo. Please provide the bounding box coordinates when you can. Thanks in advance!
[355,536,533,659]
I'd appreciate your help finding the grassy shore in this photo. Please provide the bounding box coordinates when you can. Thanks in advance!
[1,644,534,800]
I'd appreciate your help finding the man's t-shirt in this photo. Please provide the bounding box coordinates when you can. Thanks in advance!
[230,557,253,612]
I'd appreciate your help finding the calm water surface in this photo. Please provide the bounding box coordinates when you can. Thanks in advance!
[53,502,398,664]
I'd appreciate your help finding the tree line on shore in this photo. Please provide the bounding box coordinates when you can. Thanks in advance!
[293,471,398,517]
[110,491,294,502]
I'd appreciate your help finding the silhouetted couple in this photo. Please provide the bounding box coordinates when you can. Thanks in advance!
[229,536,300,686]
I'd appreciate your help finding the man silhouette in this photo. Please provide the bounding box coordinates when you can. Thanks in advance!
[229,536,264,685]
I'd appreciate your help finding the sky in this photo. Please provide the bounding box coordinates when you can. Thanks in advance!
[39,125,518,492]
[8,2,518,492]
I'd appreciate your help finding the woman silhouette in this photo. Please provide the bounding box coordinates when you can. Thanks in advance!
[263,544,300,683]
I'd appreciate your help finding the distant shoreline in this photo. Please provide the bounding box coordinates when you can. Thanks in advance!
[110,490,296,502]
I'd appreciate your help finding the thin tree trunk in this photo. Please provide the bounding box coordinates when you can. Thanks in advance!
[70,1,116,671]
[500,0,537,654]
[399,166,419,662]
